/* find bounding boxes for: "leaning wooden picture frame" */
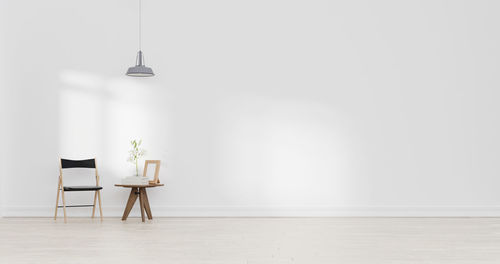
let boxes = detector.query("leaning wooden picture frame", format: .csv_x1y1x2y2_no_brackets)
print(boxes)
143,160,161,184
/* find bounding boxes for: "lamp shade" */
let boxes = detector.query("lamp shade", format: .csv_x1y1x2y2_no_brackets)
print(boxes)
126,51,154,77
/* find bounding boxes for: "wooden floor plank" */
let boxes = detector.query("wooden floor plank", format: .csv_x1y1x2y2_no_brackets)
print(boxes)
1,217,500,263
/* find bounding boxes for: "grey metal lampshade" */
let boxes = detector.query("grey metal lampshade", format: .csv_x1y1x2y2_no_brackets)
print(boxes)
126,51,154,77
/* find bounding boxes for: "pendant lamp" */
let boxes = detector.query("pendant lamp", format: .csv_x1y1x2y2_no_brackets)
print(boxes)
126,0,154,77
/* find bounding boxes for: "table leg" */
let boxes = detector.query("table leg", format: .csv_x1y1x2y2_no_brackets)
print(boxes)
142,189,153,220
122,187,138,221
138,188,146,222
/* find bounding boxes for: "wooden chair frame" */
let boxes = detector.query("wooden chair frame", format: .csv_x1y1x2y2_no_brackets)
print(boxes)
143,160,161,184
54,158,103,222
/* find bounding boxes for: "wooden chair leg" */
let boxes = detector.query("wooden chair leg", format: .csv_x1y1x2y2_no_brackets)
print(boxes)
54,181,61,220
61,189,67,223
97,190,103,220
92,191,97,218
138,188,145,222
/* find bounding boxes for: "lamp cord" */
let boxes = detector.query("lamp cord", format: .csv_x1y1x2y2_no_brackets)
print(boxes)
139,0,142,51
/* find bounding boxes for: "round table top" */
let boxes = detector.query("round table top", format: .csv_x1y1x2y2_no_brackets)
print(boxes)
114,183,164,188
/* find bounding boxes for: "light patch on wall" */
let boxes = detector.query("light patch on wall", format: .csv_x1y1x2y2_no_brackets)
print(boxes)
212,95,357,207
104,78,159,178
58,70,163,182
59,70,104,90
59,70,106,158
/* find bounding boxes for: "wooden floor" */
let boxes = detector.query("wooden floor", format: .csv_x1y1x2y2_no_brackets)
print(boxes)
1,217,500,263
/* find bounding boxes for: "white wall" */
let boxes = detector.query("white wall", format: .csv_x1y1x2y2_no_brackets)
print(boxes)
0,0,5,216
2,0,500,217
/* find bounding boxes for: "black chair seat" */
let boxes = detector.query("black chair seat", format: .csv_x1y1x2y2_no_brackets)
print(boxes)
64,186,103,192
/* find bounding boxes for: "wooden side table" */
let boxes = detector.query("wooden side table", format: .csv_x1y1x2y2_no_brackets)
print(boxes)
115,184,164,222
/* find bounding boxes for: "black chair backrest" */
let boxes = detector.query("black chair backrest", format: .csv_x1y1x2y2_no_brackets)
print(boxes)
61,158,96,169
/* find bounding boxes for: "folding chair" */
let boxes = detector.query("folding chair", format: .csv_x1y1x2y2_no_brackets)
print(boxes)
54,158,103,222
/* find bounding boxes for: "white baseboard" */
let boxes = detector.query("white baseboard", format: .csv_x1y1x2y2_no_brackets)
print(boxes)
3,206,500,217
